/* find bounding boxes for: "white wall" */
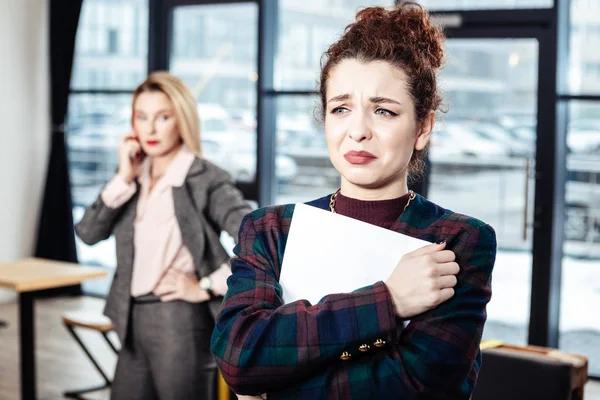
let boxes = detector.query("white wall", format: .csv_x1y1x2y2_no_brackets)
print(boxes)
0,0,50,301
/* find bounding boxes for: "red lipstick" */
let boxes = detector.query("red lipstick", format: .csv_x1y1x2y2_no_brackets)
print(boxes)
343,150,377,165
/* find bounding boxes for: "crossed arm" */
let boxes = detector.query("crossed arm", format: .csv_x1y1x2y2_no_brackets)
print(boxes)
210,212,496,399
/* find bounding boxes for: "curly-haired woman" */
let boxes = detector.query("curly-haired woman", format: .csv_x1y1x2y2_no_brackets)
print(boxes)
211,3,497,399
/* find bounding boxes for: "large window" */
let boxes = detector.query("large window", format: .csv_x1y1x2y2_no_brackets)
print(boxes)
67,0,148,295
71,0,148,90
559,101,600,377
170,3,259,183
274,0,394,204
275,95,332,203
558,0,600,378
428,39,539,345
416,0,553,10
568,0,600,94
275,0,395,90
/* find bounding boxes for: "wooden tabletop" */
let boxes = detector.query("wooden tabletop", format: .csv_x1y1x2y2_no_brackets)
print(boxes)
0,258,108,292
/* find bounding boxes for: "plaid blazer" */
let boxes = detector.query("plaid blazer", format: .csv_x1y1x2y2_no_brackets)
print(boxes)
211,193,497,399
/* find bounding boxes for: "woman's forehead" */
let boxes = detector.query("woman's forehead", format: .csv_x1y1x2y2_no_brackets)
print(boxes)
134,91,173,111
327,59,410,100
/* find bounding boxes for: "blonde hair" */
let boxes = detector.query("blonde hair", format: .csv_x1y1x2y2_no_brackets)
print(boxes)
132,71,202,156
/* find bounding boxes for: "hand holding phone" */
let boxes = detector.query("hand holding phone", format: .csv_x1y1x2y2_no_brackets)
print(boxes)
117,131,143,183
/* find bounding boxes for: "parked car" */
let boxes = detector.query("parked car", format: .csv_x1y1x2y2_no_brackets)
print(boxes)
197,103,233,135
202,132,298,185
66,110,121,194
429,121,511,162
565,156,600,242
567,119,600,154
508,125,536,150
470,122,533,158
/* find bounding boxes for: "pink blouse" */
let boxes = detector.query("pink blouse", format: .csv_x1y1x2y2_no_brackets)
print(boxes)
101,145,196,296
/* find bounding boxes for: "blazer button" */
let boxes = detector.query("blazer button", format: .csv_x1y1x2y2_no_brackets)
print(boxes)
340,351,351,361
359,344,370,352
373,338,386,348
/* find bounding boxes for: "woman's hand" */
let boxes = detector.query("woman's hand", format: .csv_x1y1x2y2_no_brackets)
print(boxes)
153,269,211,303
385,241,459,319
117,131,143,183
208,263,232,297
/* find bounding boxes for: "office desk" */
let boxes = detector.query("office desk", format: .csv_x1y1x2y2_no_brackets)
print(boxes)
0,258,107,400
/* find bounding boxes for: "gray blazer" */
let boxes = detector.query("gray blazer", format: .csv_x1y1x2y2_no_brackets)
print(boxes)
75,158,252,344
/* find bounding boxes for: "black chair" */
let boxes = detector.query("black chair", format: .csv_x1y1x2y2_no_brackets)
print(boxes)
472,344,588,400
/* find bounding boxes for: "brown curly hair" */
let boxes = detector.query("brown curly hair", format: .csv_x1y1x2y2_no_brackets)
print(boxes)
319,2,445,178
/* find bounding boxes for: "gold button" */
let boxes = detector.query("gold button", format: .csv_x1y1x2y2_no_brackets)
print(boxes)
340,351,351,361
373,339,386,348
359,344,370,352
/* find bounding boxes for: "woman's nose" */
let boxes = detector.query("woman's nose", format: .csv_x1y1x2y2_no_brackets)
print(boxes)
347,113,372,142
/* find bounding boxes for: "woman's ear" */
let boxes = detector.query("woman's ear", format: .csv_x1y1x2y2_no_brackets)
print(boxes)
415,111,435,151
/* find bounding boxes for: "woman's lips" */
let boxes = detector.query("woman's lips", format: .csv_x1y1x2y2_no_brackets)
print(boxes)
343,150,377,165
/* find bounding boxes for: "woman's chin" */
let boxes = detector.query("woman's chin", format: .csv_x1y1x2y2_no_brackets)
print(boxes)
143,144,179,158
341,172,382,188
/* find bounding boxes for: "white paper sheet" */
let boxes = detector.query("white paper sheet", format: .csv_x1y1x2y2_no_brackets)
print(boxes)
279,203,430,304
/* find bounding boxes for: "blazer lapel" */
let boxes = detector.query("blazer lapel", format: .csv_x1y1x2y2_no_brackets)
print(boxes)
112,188,139,292
172,184,207,274
392,194,444,246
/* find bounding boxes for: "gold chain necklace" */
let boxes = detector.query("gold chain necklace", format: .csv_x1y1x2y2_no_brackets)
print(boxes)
329,189,416,214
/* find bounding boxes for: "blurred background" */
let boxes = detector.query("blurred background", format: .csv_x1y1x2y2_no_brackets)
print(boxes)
0,0,599,398
65,0,600,378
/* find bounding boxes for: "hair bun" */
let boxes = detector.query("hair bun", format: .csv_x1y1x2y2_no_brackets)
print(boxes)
320,2,445,124
355,2,444,69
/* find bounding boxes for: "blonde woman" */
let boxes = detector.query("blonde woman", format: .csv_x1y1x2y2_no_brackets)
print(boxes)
76,71,251,400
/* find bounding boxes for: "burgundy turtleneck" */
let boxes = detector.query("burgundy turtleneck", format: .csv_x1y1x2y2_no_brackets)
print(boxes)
333,191,411,230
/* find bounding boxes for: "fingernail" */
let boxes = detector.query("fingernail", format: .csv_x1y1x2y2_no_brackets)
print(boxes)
437,240,446,245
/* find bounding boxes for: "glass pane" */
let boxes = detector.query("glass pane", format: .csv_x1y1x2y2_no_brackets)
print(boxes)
276,0,394,91
416,0,552,10
567,0,600,94
429,39,539,345
560,101,600,376
170,3,258,183
71,0,148,90
275,96,331,204
66,93,132,294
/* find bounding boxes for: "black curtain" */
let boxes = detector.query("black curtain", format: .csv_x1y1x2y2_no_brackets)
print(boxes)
34,0,84,296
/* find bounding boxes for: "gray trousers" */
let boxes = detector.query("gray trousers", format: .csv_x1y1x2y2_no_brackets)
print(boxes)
110,297,217,400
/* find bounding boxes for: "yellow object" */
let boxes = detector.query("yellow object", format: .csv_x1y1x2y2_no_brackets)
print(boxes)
218,371,229,400
480,339,504,350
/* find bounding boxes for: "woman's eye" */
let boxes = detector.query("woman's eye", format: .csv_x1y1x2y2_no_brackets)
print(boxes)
375,108,397,117
331,107,349,114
